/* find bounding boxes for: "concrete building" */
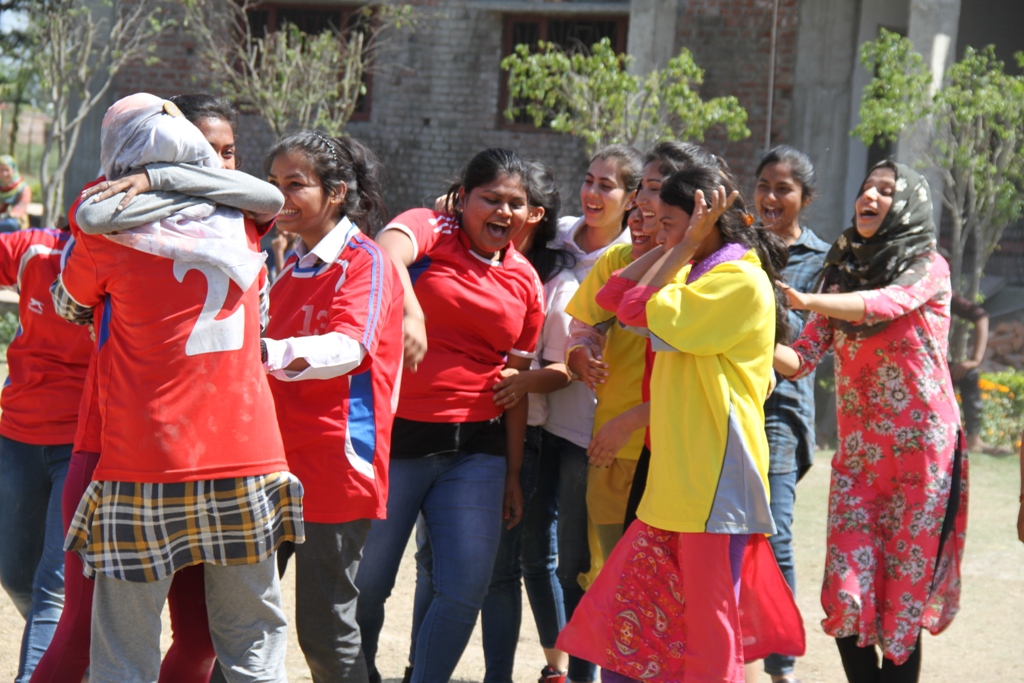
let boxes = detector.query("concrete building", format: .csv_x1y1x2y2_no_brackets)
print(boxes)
73,0,1020,251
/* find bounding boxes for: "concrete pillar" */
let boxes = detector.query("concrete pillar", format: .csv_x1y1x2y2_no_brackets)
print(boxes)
788,0,863,241
899,0,962,226
843,0,910,224
626,0,678,74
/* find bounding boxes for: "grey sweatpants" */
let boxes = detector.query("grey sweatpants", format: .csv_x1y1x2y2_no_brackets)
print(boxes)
291,519,372,683
90,557,288,683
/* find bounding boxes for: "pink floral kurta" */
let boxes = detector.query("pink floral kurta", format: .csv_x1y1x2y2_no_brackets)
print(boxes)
791,252,967,664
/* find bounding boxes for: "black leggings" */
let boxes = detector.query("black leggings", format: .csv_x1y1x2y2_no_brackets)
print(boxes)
835,636,921,683
622,445,651,530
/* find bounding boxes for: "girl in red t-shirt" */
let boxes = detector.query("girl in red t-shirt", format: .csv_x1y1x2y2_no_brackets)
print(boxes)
357,148,546,683
260,130,404,683
33,94,269,683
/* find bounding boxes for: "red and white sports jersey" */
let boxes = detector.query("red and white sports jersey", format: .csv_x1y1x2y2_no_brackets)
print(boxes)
381,208,545,422
66,179,107,455
266,221,404,523
0,228,93,445
59,214,287,483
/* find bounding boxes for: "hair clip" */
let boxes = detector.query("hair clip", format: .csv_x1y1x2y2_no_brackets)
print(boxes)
742,213,754,226
312,131,339,163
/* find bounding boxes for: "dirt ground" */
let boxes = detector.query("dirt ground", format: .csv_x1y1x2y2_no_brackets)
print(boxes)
1,422,1022,680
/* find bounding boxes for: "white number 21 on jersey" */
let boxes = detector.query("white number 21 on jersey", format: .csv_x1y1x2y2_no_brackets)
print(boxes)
174,261,246,357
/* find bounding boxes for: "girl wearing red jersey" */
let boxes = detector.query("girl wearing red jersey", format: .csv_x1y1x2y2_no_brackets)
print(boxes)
34,93,277,683
260,131,404,683
51,94,299,683
356,148,545,683
0,224,93,683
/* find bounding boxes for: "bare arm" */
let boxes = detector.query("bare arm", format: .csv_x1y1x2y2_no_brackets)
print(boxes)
773,343,802,379
376,228,428,371
780,283,866,322
492,363,572,408
617,244,665,282
588,402,650,467
503,354,532,529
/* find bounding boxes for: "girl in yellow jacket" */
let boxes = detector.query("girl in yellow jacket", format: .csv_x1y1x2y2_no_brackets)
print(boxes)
558,161,804,682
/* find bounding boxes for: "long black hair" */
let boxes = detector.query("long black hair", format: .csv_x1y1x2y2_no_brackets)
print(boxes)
522,161,574,283
443,147,530,212
660,164,791,344
644,141,721,178
264,131,389,234
168,94,239,131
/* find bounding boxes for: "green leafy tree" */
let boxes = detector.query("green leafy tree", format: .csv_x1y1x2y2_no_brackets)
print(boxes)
854,29,1024,360
1,2,41,158
0,61,40,156
501,38,749,154
184,0,414,138
24,0,168,224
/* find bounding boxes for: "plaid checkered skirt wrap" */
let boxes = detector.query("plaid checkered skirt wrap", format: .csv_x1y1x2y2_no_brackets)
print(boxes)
64,471,305,582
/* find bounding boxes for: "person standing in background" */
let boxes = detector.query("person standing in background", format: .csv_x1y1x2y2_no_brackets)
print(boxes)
753,145,829,683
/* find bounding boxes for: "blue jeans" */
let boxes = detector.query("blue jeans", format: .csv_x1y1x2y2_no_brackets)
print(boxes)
521,430,595,683
356,451,507,683
765,469,798,677
0,437,72,683
410,427,543,683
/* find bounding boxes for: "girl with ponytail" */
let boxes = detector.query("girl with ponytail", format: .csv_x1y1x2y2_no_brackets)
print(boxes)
262,131,405,682
558,159,804,682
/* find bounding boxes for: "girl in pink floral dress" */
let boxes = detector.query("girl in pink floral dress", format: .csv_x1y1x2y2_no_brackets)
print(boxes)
774,161,967,683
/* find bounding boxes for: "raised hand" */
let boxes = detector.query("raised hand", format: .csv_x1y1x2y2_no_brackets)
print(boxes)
680,185,739,253
82,172,153,212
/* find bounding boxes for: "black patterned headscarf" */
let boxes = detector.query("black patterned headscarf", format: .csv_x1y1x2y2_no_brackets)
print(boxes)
820,160,937,338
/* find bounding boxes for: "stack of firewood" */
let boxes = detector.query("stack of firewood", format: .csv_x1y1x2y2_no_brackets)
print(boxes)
982,320,1024,371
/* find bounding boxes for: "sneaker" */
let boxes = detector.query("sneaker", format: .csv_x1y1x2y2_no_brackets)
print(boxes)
539,665,568,683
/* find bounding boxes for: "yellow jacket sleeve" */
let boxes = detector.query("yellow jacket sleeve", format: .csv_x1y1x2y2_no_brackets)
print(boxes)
646,257,773,357
565,244,632,326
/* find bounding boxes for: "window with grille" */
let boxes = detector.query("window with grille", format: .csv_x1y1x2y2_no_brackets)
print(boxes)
500,15,629,128
248,4,372,121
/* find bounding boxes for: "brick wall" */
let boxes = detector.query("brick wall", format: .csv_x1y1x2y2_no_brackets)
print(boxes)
112,0,591,220
675,0,801,198
108,0,801,219
345,1,591,218
113,4,211,100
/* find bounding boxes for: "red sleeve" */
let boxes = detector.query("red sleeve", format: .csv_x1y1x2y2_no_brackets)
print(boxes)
381,208,451,261
68,178,105,238
618,285,660,327
510,268,546,358
327,240,401,357
0,231,33,286
256,216,277,238
59,235,104,308
595,271,634,313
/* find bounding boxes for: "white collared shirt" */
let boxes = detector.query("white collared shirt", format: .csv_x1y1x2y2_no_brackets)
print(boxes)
554,215,632,282
263,217,367,381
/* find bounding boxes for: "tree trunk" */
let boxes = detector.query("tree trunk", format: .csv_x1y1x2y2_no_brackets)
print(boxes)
6,101,20,156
